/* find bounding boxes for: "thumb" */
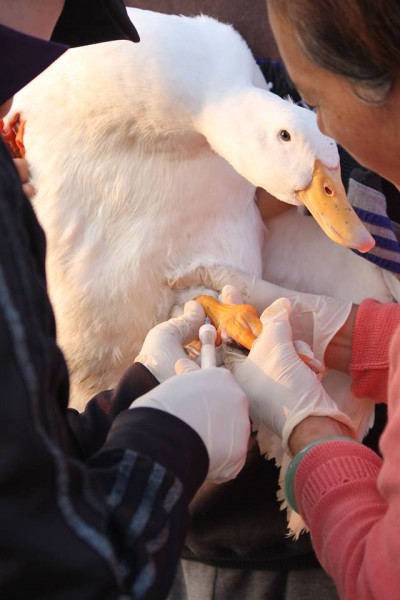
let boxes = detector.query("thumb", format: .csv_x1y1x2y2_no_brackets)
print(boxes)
175,357,201,375
257,297,293,346
260,297,292,331
170,301,205,345
260,297,292,323
218,284,243,305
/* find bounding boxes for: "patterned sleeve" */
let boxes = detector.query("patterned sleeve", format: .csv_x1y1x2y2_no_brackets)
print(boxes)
0,140,207,599
87,407,209,598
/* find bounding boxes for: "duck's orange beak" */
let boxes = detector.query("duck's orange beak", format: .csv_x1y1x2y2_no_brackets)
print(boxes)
296,160,375,253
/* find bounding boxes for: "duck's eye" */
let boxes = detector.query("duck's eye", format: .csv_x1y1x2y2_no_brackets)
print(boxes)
279,129,291,142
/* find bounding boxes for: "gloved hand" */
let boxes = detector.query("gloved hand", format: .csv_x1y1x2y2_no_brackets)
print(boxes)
134,300,205,382
131,365,250,483
168,265,353,365
222,297,355,453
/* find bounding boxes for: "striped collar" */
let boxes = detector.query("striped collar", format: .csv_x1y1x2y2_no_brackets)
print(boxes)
349,174,400,275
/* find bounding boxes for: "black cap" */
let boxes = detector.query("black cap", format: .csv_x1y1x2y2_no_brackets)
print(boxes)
0,24,68,105
52,0,140,47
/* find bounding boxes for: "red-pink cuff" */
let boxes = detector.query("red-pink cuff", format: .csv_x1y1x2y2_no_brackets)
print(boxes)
294,439,382,527
350,299,400,403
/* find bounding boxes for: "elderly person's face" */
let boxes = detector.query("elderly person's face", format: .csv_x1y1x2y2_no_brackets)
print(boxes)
268,3,400,188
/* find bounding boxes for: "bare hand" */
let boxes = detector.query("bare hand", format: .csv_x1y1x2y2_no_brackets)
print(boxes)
13,158,35,199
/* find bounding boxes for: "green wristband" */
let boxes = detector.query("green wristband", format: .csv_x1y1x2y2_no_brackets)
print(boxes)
284,435,357,513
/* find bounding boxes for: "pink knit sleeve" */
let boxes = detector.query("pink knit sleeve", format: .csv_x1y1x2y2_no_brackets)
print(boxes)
350,299,400,403
294,325,400,599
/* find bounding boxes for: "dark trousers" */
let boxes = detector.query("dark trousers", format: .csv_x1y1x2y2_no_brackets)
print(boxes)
168,560,339,600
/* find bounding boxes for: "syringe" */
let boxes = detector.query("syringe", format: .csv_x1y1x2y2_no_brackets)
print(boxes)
199,317,217,368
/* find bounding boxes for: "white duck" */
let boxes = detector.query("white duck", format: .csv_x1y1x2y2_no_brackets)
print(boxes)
6,7,396,419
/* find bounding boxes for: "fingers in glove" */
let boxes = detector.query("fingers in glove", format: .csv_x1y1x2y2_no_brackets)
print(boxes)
259,300,324,374
169,301,205,345
293,340,324,375
254,298,293,349
218,284,244,305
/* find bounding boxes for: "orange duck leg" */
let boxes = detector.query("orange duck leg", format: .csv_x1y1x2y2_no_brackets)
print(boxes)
194,294,261,350
194,294,322,373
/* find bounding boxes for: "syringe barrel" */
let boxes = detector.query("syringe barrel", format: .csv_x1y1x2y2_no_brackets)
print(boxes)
199,323,217,368
199,324,216,346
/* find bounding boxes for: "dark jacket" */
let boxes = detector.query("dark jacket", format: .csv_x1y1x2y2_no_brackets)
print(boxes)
0,138,207,599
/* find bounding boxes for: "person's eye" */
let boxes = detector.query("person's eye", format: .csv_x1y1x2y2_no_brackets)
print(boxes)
301,98,318,111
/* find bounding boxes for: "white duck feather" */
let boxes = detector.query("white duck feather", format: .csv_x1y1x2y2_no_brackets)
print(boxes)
6,7,399,535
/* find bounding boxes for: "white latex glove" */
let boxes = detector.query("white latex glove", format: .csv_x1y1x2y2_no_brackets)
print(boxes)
134,301,205,382
223,297,355,453
168,265,352,364
131,364,250,483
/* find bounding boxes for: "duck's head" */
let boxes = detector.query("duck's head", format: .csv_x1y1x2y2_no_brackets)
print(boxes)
219,90,375,253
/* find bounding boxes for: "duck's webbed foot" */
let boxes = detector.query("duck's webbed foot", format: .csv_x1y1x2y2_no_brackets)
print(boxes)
194,293,323,375
194,294,261,350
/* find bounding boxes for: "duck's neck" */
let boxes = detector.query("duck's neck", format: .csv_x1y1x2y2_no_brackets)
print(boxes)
194,87,281,188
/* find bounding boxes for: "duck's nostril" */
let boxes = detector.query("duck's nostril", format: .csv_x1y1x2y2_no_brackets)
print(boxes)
324,185,333,196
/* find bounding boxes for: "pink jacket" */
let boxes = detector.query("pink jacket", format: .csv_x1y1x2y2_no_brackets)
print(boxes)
294,299,400,600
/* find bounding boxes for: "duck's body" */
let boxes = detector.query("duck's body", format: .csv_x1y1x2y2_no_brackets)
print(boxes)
262,207,399,303
12,10,268,407
7,8,395,409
